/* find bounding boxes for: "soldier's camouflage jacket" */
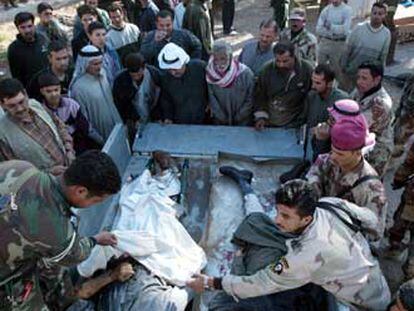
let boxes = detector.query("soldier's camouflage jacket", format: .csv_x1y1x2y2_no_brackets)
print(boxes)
394,142,414,222
306,153,387,240
0,160,94,310
280,28,318,66
352,86,394,177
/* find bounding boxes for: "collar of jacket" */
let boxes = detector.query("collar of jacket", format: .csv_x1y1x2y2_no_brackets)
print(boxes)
361,83,382,101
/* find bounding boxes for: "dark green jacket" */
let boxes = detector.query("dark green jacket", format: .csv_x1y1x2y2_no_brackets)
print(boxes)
182,0,213,60
254,58,313,128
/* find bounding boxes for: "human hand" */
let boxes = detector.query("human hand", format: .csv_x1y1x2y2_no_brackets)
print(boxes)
254,118,266,131
313,122,330,140
155,30,167,42
111,262,134,282
186,274,209,293
94,231,118,246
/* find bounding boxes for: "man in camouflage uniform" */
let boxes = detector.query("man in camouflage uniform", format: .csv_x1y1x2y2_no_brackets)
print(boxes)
187,179,391,310
306,115,387,241
388,142,414,279
393,74,414,158
352,62,394,177
0,151,121,311
280,8,318,66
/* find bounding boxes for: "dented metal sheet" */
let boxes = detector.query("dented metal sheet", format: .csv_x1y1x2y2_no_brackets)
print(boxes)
133,123,305,159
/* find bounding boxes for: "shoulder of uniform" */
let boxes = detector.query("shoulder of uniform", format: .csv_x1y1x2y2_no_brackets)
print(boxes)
361,159,380,177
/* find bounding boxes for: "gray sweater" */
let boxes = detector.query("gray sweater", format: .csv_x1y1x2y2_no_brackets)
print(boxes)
208,65,255,126
342,21,390,75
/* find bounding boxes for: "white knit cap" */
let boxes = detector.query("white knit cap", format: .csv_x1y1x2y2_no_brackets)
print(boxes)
158,43,190,70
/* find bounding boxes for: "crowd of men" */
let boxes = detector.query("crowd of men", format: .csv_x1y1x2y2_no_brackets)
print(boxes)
1,0,414,309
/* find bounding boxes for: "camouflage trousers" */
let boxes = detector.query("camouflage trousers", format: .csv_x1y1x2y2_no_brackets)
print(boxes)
388,195,414,279
393,113,414,158
0,272,48,311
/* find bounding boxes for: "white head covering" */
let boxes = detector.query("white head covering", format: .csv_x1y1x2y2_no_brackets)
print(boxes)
158,43,190,70
69,45,103,94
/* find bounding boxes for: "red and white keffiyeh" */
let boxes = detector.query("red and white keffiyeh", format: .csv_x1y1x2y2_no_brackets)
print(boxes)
206,58,246,88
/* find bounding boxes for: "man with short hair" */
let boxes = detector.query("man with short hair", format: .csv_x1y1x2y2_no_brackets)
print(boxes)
0,151,121,310
182,0,213,61
254,41,312,130
73,0,111,38
340,2,391,91
70,45,122,141
239,19,279,77
8,12,48,88
187,177,390,310
316,0,352,78
113,53,158,136
107,3,141,65
140,10,202,66
28,40,74,101
39,72,104,154
154,43,207,124
87,21,122,86
36,2,69,46
0,78,75,175
280,8,318,66
72,5,99,62
302,64,348,158
306,114,387,240
352,61,394,177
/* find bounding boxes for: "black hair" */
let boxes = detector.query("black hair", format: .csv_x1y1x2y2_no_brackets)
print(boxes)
14,12,35,27
372,2,388,12
259,18,279,34
64,150,121,196
107,3,123,14
314,63,335,83
125,53,145,72
38,72,60,88
273,41,295,57
275,179,318,218
37,2,53,14
87,21,105,35
0,78,25,101
156,9,174,21
77,4,98,18
358,61,384,78
48,40,67,54
398,279,414,310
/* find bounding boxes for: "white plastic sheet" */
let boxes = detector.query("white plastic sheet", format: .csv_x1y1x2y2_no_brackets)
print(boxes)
78,169,207,286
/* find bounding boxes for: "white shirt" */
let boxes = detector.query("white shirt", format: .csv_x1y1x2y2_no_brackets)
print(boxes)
316,3,353,39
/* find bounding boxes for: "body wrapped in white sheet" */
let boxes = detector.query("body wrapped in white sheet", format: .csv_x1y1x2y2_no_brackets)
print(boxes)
77,169,207,286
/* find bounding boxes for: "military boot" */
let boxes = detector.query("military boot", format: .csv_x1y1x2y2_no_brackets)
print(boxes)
219,166,253,195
